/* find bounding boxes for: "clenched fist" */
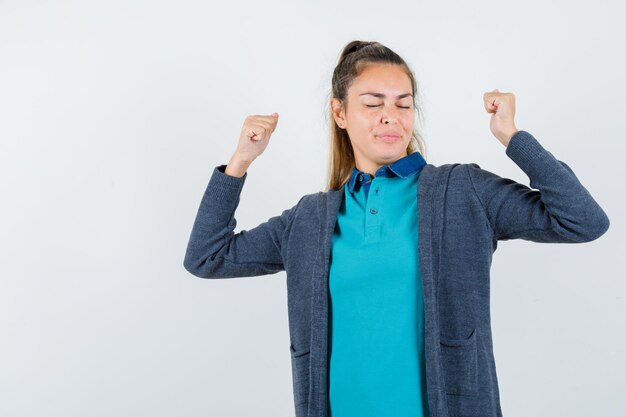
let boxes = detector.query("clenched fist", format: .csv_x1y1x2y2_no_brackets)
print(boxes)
225,112,279,177
483,89,518,147
235,112,280,163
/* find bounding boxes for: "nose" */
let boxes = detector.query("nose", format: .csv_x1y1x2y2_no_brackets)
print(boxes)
381,105,399,124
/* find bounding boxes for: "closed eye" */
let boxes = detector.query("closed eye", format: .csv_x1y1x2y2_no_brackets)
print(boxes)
366,105,411,109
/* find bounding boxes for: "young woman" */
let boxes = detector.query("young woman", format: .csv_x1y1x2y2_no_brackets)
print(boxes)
183,41,610,417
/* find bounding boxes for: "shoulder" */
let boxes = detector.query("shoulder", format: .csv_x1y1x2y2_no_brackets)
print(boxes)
429,161,497,177
419,162,499,197
421,162,477,183
286,191,326,218
298,191,324,205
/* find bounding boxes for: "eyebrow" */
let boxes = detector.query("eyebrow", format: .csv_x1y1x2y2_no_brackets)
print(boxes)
358,92,413,99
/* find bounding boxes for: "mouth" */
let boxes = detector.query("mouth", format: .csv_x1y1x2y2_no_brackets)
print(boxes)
377,134,401,143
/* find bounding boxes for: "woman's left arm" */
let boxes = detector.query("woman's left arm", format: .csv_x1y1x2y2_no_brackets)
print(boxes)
466,90,610,243
466,130,610,243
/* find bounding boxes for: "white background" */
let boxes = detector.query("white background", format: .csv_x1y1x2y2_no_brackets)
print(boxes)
1,1,624,416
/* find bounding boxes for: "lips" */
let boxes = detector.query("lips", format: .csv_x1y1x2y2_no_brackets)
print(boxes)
377,131,401,139
378,136,400,143
377,131,401,143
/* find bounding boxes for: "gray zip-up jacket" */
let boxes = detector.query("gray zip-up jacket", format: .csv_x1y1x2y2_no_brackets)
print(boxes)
183,130,610,417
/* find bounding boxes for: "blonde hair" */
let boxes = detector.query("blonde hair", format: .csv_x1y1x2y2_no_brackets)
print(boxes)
323,40,427,192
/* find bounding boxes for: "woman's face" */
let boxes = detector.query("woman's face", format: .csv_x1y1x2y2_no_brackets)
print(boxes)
332,63,415,175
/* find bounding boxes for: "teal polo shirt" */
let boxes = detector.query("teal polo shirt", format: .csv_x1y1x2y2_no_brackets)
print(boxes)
328,150,429,417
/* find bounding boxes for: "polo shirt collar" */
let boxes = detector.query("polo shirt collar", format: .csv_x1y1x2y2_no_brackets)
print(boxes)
347,151,426,194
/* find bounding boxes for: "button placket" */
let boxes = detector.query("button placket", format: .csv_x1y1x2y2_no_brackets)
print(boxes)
365,177,385,240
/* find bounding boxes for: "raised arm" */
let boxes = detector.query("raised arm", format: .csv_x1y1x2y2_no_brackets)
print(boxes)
183,111,301,278
183,163,300,278
466,130,610,243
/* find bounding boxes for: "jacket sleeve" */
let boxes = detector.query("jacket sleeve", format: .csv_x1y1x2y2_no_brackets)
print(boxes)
466,130,610,243
183,164,300,278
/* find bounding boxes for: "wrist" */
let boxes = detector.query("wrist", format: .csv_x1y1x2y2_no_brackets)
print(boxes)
225,155,251,178
501,128,518,147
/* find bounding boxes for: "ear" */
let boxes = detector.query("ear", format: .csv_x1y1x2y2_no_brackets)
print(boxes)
331,98,346,128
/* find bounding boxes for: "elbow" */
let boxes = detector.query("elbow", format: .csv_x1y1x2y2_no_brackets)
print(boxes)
592,214,610,241
183,251,213,278
581,209,610,242
183,257,202,278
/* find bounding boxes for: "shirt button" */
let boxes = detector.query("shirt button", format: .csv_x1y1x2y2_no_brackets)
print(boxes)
370,208,378,214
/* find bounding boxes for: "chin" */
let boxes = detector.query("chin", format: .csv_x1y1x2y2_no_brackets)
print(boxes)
375,140,407,154
375,149,405,162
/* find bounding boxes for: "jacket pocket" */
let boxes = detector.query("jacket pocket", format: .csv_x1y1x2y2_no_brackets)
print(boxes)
440,328,478,396
289,344,311,406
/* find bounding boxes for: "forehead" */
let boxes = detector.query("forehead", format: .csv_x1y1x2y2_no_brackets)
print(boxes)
350,64,412,97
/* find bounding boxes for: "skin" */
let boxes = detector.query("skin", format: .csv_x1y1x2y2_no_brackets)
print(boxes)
331,63,415,177
330,63,519,177
224,63,519,178
483,88,519,146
